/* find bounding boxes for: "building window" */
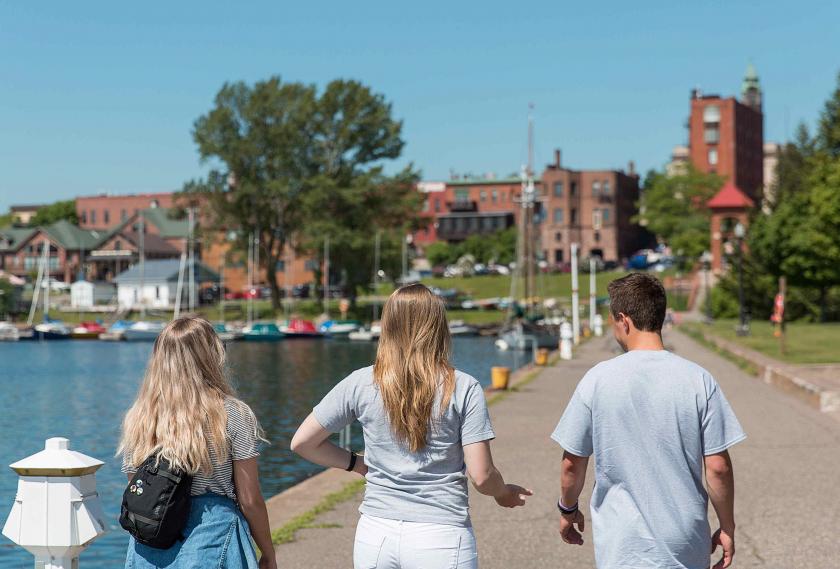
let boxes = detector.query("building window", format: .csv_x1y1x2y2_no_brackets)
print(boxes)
490,190,497,203
703,105,721,123
90,210,96,225
150,199,159,208
704,127,720,144
80,211,87,224
594,231,601,243
602,208,610,223
592,181,601,196
434,199,441,213
602,180,610,195
592,210,602,230
570,208,577,225
305,259,319,271
553,208,563,224
554,232,562,242
104,210,110,224
121,209,127,221
554,249,564,263
480,190,487,202
455,189,469,202
114,240,121,250
275,260,285,272
708,148,719,165
570,182,578,197
553,182,563,197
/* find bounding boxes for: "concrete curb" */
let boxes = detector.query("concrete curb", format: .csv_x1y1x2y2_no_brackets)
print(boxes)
680,327,840,413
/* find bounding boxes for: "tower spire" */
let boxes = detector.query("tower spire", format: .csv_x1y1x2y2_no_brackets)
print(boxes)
741,62,762,110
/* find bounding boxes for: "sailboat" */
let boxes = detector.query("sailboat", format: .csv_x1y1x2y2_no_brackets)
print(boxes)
124,211,165,341
22,241,71,340
496,107,559,351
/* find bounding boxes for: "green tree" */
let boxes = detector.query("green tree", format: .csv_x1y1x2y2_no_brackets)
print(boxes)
768,123,814,209
0,277,14,317
424,241,459,267
183,77,416,310
816,71,840,157
30,200,78,226
635,166,724,264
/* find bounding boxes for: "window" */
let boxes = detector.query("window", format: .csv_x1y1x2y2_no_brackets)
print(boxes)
104,210,110,224
422,199,429,213
704,127,720,144
703,105,720,123
275,260,286,272
708,148,719,165
553,182,563,197
480,190,487,202
570,182,578,197
80,211,87,224
554,232,562,242
491,190,497,203
121,209,127,221
434,199,441,213
570,208,577,225
592,181,601,196
602,208,610,223
602,180,610,195
553,208,563,224
305,259,319,271
594,231,601,243
90,210,96,225
592,210,602,230
155,286,161,300
114,240,121,251
554,249,564,263
455,189,469,202
150,199,159,208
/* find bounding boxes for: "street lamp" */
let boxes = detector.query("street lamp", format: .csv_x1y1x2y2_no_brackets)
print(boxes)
733,221,749,336
700,251,713,324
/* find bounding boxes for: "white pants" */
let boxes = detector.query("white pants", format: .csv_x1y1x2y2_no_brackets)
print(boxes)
354,514,478,569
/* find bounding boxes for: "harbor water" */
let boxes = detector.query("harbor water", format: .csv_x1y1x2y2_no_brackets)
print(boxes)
0,337,528,568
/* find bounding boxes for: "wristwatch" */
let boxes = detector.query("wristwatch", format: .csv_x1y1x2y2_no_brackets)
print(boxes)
557,499,579,515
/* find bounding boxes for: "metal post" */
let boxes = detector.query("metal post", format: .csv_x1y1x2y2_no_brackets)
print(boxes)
323,235,330,316
571,243,580,345
44,242,50,319
247,232,254,327
174,252,186,319
139,212,145,318
589,257,596,332
188,208,195,312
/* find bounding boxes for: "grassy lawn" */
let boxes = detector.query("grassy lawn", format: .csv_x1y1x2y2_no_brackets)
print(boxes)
416,271,628,300
681,319,840,365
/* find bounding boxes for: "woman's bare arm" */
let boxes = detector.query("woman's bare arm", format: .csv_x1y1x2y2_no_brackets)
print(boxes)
290,413,367,475
233,458,276,568
463,440,532,507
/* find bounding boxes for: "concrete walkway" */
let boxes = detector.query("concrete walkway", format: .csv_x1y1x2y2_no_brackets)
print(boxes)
274,330,840,568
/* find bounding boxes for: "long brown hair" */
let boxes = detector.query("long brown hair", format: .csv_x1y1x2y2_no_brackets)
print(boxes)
373,284,455,452
118,316,262,474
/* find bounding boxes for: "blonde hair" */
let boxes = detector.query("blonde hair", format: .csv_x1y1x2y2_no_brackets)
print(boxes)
373,284,455,453
117,316,261,474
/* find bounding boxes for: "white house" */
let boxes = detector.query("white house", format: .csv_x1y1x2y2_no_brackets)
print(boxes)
114,259,218,310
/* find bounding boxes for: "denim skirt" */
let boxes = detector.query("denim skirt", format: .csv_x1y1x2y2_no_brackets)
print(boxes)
125,494,258,569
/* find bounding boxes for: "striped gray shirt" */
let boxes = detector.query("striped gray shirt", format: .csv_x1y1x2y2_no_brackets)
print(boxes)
123,398,262,501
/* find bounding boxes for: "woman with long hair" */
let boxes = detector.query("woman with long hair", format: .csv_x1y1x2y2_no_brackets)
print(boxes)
292,284,530,568
118,316,276,569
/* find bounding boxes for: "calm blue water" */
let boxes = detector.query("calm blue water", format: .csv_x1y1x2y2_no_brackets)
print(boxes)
0,337,526,568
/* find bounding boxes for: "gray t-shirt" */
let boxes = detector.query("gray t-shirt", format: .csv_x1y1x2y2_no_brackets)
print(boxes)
552,350,746,569
314,366,495,526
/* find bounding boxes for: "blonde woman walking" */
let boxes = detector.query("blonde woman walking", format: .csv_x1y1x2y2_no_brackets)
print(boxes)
118,316,276,569
292,284,531,569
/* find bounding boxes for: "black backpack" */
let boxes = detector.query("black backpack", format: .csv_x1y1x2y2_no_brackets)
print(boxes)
119,454,193,549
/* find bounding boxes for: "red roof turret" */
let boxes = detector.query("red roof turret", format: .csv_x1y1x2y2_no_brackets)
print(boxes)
707,182,754,209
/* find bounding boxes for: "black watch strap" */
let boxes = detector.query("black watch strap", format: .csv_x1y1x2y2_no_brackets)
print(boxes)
346,451,357,472
557,499,579,515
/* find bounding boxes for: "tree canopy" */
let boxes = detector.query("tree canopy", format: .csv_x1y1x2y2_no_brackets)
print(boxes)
30,200,78,226
182,76,420,308
635,166,724,264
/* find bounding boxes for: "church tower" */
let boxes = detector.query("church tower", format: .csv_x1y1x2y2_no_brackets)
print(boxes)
741,62,762,111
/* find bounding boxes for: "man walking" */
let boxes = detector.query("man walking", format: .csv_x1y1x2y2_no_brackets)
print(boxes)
552,273,745,569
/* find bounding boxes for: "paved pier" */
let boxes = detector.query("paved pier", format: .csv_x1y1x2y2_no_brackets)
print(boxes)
274,330,840,568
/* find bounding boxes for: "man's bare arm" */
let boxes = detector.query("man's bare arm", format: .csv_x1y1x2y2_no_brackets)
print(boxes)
705,450,735,569
558,451,589,546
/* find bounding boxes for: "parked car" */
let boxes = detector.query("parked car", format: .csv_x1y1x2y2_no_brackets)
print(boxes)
199,284,229,305
292,284,310,299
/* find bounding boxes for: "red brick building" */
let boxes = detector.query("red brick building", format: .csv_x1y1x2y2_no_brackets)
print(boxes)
76,192,175,229
415,151,650,265
688,65,764,201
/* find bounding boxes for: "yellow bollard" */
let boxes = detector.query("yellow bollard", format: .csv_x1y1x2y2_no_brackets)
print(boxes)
535,348,549,366
491,366,510,390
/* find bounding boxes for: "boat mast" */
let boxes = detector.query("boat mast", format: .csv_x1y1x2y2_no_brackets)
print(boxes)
44,242,50,319
139,212,145,318
27,242,48,325
372,230,381,322
525,104,536,316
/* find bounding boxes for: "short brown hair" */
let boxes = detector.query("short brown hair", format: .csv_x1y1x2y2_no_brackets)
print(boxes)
607,273,667,332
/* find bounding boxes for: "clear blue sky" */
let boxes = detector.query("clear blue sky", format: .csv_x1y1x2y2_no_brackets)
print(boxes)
1,1,838,212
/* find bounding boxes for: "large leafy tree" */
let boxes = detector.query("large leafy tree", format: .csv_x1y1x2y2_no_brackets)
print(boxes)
816,71,840,158
183,77,419,309
30,200,78,226
635,166,724,263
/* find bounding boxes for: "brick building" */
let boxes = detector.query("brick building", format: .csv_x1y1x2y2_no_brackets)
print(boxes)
415,150,650,265
687,65,764,201
76,192,175,229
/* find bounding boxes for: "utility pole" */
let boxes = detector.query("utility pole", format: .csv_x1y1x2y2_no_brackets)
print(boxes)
571,243,580,345
323,235,330,316
139,212,145,318
188,207,195,312
589,257,596,331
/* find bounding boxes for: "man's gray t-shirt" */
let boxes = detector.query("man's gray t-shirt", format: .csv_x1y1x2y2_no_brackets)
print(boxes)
552,350,746,569
314,366,495,526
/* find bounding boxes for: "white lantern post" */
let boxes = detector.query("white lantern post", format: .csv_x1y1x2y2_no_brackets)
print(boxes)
570,244,580,345
3,437,108,569
559,321,573,361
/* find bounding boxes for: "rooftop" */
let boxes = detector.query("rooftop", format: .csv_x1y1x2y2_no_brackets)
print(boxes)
114,259,218,284
708,182,755,209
